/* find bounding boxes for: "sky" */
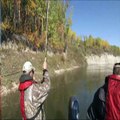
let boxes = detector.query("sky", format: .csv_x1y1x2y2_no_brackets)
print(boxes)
69,0,120,46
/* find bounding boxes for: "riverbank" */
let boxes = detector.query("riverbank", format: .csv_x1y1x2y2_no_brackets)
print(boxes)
1,48,120,96
86,53,120,65
54,66,79,74
1,48,83,96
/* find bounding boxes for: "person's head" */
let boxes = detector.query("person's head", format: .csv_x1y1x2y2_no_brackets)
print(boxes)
22,61,35,77
113,63,120,75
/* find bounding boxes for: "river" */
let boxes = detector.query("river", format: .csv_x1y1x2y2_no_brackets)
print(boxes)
2,65,113,119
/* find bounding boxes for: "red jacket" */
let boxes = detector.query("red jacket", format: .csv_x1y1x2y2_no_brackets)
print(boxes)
18,70,50,120
105,75,120,120
19,80,34,120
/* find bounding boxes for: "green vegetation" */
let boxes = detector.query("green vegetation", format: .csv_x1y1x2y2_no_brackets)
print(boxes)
1,0,70,52
82,35,120,56
1,0,120,55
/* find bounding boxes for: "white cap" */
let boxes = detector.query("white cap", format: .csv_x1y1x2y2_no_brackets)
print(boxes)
22,61,35,73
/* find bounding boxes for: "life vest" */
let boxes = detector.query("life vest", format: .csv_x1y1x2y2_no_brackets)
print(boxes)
18,80,34,120
105,75,120,120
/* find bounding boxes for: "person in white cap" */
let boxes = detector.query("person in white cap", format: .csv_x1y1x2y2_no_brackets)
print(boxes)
18,58,50,120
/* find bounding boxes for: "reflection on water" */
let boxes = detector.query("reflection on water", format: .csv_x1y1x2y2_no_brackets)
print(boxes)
2,91,21,119
2,65,113,119
87,64,113,74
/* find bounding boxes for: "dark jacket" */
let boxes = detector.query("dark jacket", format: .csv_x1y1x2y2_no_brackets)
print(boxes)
19,70,50,120
87,77,108,120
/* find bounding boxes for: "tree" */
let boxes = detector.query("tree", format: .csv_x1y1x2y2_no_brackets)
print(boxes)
14,0,18,29
95,37,102,48
111,45,120,56
48,0,69,52
1,0,71,52
76,36,82,47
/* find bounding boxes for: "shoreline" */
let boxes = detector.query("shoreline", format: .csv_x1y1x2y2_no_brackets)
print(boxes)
54,66,80,75
2,51,120,97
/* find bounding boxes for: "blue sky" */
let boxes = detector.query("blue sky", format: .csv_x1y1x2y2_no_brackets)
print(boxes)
69,0,120,46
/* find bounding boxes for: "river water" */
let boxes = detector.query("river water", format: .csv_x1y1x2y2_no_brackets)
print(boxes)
2,65,113,120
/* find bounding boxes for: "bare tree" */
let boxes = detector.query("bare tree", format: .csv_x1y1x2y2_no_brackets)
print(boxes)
14,0,21,29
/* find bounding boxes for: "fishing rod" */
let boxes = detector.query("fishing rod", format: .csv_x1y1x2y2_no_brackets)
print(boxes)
45,0,50,59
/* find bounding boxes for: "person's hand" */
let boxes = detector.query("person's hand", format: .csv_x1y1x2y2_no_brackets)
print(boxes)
43,57,47,70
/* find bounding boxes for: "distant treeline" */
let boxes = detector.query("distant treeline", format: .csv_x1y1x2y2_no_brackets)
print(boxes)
75,35,120,56
1,0,120,55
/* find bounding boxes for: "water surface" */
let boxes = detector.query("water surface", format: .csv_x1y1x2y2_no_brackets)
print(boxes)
2,65,112,119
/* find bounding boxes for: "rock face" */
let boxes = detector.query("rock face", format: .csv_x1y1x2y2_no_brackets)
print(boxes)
86,53,120,65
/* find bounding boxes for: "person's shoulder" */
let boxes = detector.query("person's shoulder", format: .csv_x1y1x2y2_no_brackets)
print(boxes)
93,85,106,101
32,82,39,90
98,85,106,102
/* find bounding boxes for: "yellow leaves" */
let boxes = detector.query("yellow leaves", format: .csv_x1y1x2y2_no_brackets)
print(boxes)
27,7,35,16
28,33,34,42
26,31,47,48
57,23,64,35
1,20,11,30
68,29,77,41
27,0,36,9
52,38,64,50
84,36,110,50
27,0,37,15
34,32,46,48
102,40,110,49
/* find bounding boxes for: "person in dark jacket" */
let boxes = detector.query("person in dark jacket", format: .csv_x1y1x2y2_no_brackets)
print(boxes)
87,63,120,120
18,58,50,120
